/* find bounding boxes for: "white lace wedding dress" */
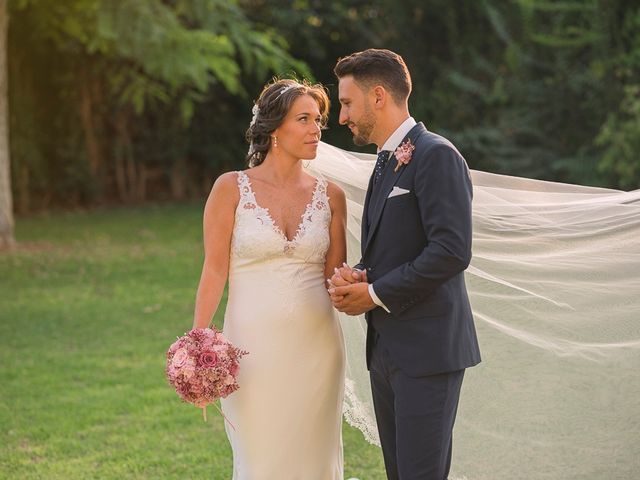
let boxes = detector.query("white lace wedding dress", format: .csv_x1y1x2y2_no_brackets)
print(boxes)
220,171,345,479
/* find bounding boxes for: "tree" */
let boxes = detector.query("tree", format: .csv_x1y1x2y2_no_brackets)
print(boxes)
0,0,13,249
8,0,310,208
595,4,640,190
6,0,639,213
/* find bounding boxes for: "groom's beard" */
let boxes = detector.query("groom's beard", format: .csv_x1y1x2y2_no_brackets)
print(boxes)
351,106,376,146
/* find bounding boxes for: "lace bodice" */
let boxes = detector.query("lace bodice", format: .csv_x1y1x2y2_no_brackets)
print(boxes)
230,171,331,266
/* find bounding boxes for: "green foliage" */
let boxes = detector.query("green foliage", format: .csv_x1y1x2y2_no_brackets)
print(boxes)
593,4,640,190
417,0,638,187
7,0,640,212
8,0,310,209
12,0,305,108
596,85,640,189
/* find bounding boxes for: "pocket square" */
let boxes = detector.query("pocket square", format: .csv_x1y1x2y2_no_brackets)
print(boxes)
388,186,410,198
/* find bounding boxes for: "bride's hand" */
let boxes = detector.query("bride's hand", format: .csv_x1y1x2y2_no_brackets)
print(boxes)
330,263,363,287
328,271,350,288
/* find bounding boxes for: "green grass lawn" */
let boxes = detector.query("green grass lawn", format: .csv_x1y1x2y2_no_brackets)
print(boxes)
0,203,385,479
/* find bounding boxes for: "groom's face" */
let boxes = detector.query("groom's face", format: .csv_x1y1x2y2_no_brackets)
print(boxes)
338,75,377,146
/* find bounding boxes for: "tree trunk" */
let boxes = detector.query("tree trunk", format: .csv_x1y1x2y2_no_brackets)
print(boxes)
78,63,104,199
170,157,188,200
114,109,144,202
0,0,14,250
17,163,28,213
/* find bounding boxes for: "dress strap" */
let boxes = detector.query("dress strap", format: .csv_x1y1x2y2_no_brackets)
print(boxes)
311,177,330,214
236,171,257,209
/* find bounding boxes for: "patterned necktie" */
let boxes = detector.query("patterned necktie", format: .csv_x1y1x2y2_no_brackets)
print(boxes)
373,150,391,184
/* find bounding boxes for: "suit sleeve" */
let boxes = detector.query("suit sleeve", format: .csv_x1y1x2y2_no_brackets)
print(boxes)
371,144,473,315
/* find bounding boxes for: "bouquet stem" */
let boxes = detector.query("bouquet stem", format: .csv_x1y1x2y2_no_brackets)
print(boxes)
212,401,236,431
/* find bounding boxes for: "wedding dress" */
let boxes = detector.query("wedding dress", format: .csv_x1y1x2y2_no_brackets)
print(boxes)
220,171,344,479
306,142,640,480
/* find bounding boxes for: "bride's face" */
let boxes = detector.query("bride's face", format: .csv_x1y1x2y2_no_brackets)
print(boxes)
338,75,377,146
272,94,322,160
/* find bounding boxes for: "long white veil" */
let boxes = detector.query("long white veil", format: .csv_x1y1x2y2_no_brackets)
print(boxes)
305,142,640,479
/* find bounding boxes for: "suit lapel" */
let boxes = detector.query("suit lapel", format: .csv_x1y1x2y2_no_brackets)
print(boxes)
361,170,376,256
362,123,427,256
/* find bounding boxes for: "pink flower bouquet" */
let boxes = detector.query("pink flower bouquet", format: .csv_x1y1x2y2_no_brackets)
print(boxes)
166,327,247,414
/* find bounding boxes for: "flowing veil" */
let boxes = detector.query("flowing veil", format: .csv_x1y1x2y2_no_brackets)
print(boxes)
305,141,640,479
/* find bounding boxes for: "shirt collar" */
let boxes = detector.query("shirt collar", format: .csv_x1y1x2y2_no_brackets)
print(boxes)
379,117,417,153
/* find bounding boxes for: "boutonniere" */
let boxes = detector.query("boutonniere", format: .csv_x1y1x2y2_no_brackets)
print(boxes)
393,139,415,172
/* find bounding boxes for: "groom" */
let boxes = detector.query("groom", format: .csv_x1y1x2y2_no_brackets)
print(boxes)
328,49,481,480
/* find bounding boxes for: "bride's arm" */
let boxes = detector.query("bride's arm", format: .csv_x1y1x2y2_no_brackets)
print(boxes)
192,172,239,329
323,181,347,281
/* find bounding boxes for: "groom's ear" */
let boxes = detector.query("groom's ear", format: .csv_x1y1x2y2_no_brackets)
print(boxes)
371,85,387,109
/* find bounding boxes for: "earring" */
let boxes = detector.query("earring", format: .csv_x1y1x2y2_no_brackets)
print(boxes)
272,135,278,147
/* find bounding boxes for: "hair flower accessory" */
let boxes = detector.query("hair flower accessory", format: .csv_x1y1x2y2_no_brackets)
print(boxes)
394,139,415,172
249,104,259,127
278,84,298,97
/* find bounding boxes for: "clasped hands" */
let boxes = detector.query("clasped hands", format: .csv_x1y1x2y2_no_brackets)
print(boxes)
327,263,376,316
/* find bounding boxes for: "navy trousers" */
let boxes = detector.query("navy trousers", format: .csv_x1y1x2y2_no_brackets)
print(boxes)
370,334,465,480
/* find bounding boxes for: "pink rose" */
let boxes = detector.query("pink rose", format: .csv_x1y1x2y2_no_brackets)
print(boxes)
230,362,240,376
167,341,180,356
171,348,189,368
181,363,195,379
198,351,218,368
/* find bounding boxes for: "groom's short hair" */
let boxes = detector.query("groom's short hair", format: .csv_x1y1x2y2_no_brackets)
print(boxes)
334,49,412,104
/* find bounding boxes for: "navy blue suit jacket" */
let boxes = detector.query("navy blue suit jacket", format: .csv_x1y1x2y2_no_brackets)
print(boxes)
359,122,481,377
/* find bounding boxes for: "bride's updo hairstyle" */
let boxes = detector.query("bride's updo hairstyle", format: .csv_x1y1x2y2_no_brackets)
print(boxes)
246,78,329,167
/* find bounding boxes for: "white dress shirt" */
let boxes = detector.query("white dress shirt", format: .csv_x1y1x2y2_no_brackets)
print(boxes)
368,117,417,313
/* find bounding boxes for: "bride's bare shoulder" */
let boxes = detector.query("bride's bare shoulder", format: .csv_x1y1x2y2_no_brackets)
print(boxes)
325,180,345,196
325,181,346,212
205,171,241,210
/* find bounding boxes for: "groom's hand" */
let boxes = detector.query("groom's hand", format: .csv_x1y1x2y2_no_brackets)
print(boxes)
329,263,367,288
328,282,376,316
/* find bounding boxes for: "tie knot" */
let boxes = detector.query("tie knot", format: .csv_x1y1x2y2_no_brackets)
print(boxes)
377,150,391,164
373,150,392,184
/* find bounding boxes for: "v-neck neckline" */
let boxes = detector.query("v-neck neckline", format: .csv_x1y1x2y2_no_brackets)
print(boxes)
240,171,320,243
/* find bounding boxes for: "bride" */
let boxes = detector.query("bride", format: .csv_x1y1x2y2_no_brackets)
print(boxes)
191,78,347,479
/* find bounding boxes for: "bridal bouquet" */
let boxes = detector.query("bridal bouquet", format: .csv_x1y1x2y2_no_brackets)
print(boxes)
166,327,247,416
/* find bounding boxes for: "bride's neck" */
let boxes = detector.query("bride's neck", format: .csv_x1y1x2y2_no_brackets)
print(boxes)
253,153,304,187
